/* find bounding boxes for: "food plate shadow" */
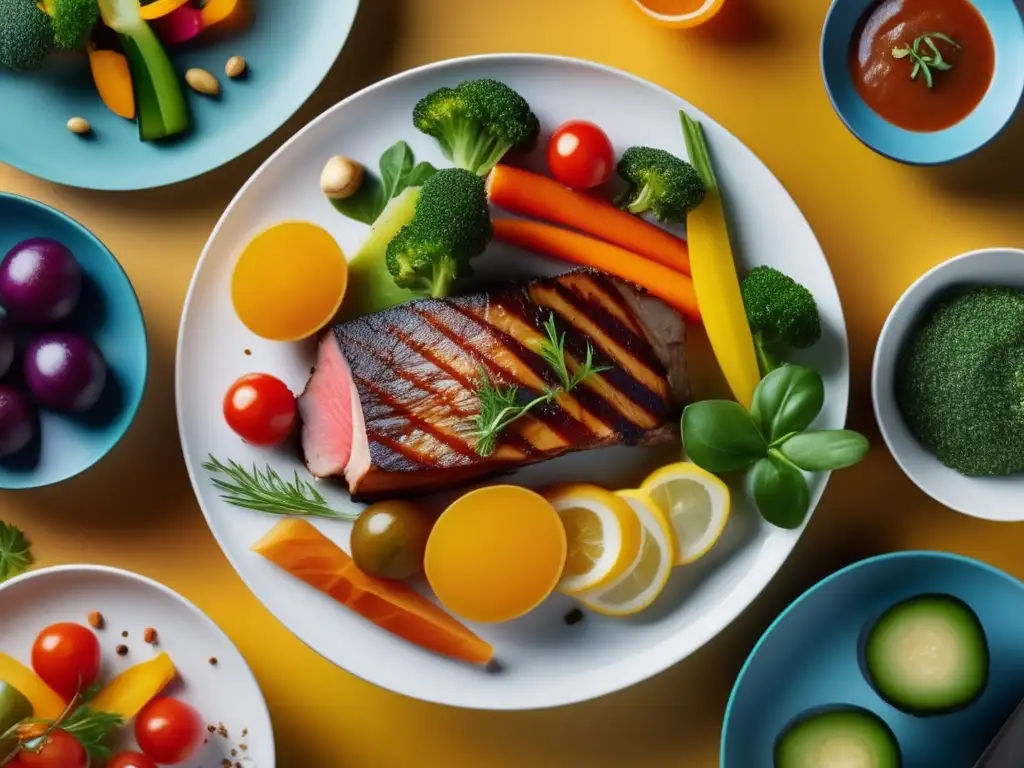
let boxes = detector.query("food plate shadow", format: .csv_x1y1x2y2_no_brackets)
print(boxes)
930,112,1024,205
690,0,778,47
628,503,761,625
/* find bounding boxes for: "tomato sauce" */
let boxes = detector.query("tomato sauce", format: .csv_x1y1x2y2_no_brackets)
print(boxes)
849,0,995,132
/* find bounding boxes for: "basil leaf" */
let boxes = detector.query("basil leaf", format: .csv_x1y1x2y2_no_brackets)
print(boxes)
749,455,810,529
682,400,766,473
778,430,869,471
399,161,438,195
751,365,825,443
379,140,415,203
331,176,383,225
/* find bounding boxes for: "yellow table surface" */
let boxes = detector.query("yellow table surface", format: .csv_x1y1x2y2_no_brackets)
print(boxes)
2,0,1023,765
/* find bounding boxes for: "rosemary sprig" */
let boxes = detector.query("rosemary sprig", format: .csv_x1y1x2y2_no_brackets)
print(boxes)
202,455,358,520
892,32,960,89
471,313,610,456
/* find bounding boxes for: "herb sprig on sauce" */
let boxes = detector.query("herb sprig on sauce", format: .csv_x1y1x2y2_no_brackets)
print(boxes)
892,32,961,89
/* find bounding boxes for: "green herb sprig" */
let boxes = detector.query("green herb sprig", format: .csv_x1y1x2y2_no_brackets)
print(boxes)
472,313,610,456
682,365,869,529
892,32,960,89
0,522,31,584
332,140,437,224
203,455,358,520
1,691,122,764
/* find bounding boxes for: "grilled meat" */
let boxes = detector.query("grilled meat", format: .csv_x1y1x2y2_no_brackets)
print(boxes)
299,270,689,499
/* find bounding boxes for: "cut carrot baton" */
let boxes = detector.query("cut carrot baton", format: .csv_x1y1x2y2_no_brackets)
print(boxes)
492,218,701,323
252,519,494,666
487,165,692,275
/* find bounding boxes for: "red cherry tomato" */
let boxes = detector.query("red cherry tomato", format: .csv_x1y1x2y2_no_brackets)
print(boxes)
107,751,159,768
31,623,100,701
223,373,297,446
19,730,88,768
547,120,615,190
135,697,204,765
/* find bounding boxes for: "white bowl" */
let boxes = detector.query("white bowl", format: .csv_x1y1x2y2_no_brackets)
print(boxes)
872,247,1024,521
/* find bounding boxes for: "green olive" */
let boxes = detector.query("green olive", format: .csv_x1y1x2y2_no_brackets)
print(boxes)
351,500,432,580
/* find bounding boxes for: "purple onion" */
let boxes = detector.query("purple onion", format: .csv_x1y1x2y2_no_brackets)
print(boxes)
0,316,13,379
0,386,36,457
24,333,107,413
0,238,82,325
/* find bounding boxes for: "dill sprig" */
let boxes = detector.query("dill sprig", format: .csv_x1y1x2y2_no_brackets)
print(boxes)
202,455,357,520
892,32,960,89
471,313,610,456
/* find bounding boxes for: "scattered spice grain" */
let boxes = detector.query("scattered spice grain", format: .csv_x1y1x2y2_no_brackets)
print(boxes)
209,656,219,666
143,627,157,644
87,611,104,629
116,644,128,656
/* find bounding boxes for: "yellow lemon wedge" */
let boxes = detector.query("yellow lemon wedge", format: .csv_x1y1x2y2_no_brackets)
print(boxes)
641,462,730,565
578,489,676,617
546,484,643,596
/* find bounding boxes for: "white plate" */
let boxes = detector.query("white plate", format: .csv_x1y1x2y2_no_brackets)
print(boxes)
0,565,274,764
176,54,850,710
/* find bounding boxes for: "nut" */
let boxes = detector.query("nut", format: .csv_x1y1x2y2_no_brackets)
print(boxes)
87,611,104,629
67,117,91,135
185,68,221,96
225,55,247,79
143,627,157,644
320,156,364,200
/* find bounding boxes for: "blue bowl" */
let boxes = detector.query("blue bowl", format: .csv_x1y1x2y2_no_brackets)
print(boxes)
722,551,1024,767
0,1,358,190
821,0,1024,164
0,194,147,489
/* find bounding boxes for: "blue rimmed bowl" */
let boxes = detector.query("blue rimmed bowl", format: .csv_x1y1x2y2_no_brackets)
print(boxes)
721,552,1024,767
0,194,147,489
821,0,1024,164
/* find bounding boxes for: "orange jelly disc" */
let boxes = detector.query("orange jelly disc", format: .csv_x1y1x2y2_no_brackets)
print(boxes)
231,221,348,341
425,486,567,624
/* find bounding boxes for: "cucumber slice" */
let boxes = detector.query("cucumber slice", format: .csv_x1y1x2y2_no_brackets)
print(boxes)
861,593,988,716
774,706,901,768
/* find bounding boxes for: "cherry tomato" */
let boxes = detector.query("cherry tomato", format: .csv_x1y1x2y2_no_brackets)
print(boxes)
547,120,615,190
19,730,87,768
223,373,297,446
31,623,100,701
107,751,158,768
135,697,203,765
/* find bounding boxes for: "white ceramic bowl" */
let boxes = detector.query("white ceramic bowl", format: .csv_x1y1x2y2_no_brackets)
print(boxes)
872,247,1024,521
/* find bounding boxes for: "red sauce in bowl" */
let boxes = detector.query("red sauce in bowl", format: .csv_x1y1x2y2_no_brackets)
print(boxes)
849,0,995,132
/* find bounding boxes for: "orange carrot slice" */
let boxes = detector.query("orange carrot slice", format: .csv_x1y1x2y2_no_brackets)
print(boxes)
487,164,691,275
493,218,701,323
252,519,494,665
87,44,135,121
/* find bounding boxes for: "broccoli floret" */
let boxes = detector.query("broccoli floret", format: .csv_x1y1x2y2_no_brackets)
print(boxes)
385,168,492,298
616,146,706,223
0,0,55,71
740,266,821,375
40,0,99,52
897,286,1024,477
413,78,539,176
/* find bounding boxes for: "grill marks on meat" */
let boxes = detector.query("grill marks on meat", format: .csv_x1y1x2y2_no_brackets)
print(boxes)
303,270,688,498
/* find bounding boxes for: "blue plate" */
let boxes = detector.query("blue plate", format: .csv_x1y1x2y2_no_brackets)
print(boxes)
722,552,1024,767
821,0,1024,165
0,194,147,488
0,1,358,190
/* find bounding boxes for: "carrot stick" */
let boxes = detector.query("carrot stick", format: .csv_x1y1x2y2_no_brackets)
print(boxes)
493,218,701,323
487,165,691,275
87,44,135,120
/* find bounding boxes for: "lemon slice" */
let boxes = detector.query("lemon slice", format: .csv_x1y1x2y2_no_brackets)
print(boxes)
546,484,642,596
578,489,676,617
641,462,730,565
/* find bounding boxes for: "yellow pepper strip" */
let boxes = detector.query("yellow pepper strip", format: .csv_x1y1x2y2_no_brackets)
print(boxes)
0,653,64,719
139,0,192,20
681,110,761,409
90,652,176,719
87,43,136,120
200,0,242,27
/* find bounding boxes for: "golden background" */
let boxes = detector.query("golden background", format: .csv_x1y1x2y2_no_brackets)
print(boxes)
2,0,1023,765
